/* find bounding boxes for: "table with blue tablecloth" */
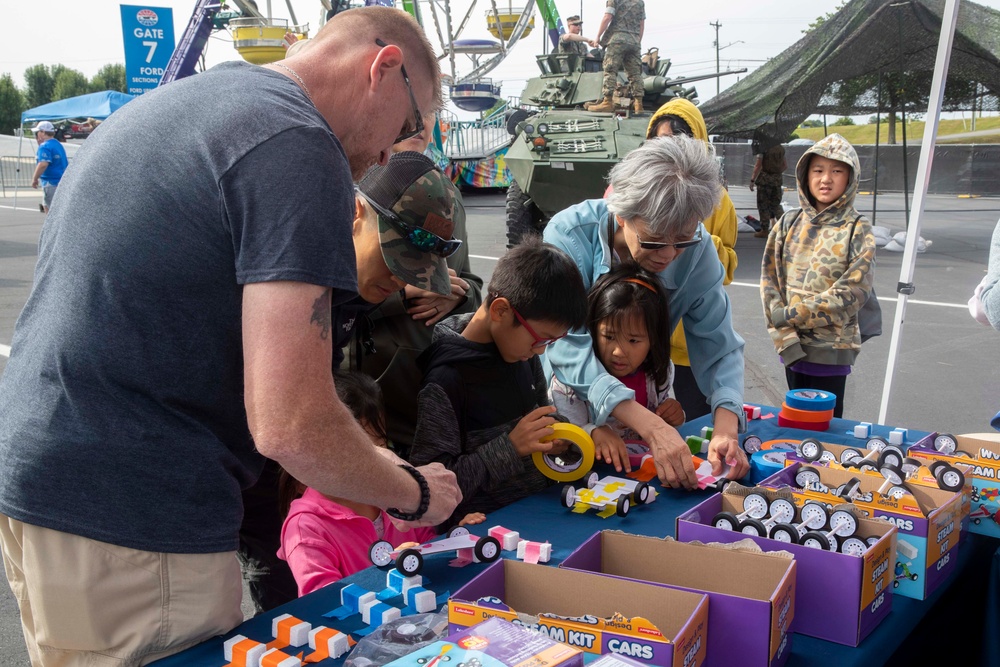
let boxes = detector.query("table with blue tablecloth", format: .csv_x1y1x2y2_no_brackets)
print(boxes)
153,406,995,666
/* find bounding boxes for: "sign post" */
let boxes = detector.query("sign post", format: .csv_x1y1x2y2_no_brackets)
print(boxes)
120,5,176,94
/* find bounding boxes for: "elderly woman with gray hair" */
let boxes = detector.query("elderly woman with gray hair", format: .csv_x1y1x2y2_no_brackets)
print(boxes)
542,135,749,489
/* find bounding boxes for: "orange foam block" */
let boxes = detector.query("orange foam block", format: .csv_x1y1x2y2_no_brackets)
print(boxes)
303,626,351,663
224,635,266,667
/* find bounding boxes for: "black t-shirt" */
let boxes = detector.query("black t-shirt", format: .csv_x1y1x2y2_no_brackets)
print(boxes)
0,62,358,553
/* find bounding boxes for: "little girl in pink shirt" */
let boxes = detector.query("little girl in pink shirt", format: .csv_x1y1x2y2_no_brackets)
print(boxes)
278,372,483,596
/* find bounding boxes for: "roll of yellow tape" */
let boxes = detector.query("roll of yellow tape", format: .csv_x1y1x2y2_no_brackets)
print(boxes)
532,422,596,482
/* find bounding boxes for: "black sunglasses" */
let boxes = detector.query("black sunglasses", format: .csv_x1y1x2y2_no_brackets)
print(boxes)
356,188,462,258
375,38,425,145
635,227,703,251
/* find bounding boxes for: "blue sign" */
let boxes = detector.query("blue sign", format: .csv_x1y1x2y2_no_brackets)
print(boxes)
120,5,175,95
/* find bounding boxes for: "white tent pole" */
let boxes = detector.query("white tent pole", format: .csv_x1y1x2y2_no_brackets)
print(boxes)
878,0,961,423
14,124,23,210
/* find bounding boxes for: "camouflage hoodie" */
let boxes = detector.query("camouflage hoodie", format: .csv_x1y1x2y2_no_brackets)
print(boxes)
759,133,876,367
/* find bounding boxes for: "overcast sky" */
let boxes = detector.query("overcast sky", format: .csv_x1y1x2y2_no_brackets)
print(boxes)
2,0,997,108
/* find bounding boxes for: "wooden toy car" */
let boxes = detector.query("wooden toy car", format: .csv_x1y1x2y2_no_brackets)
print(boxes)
369,528,501,576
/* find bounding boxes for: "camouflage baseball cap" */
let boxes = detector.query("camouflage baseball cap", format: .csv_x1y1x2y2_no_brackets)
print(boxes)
357,151,460,296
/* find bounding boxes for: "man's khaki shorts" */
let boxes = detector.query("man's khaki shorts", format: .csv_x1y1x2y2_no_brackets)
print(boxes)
0,515,244,666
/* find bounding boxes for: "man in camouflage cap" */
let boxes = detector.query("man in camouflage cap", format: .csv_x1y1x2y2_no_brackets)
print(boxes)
355,150,462,301
558,16,596,56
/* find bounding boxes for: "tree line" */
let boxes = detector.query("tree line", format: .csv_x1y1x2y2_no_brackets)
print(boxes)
0,64,126,136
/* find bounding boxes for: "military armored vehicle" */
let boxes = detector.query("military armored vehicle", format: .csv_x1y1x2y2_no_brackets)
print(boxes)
504,49,732,246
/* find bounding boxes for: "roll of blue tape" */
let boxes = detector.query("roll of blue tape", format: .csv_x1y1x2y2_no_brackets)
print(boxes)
750,449,789,485
785,388,837,412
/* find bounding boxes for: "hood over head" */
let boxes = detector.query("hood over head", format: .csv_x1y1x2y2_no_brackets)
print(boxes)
646,98,708,142
795,133,860,219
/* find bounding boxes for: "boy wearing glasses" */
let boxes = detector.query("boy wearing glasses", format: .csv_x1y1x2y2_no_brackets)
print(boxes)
409,238,588,529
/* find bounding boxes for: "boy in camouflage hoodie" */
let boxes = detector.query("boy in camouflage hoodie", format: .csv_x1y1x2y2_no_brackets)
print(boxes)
760,134,876,418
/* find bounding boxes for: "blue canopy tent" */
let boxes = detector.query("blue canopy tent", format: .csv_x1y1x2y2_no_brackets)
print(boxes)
20,90,135,124
14,91,134,209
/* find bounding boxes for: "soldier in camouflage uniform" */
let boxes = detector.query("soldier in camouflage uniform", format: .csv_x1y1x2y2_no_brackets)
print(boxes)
558,15,595,57
585,0,645,113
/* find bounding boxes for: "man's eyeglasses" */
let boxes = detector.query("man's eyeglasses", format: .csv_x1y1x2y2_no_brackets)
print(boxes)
375,38,425,145
504,298,566,349
357,188,462,258
635,227,703,251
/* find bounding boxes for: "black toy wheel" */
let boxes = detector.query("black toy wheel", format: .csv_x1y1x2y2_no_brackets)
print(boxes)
396,548,424,576
369,540,394,567
934,433,958,455
800,438,825,463
739,518,768,537
769,523,799,544
841,537,868,556
743,434,763,454
633,481,650,504
866,436,889,452
711,511,741,531
936,465,965,492
801,531,833,551
877,446,904,470
474,536,502,563
794,466,821,489
448,526,470,538
840,448,863,465
616,494,631,517
561,485,577,508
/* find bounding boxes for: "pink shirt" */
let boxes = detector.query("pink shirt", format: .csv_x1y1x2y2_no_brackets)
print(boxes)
278,488,437,597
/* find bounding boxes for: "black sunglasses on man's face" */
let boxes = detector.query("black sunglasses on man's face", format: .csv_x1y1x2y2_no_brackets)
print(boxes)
375,38,425,144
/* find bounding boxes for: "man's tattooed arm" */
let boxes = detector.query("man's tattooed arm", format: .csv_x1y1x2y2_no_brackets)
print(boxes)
310,289,332,340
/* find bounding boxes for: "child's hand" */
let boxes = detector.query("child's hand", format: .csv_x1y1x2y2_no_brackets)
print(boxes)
655,398,685,427
458,512,486,526
592,425,631,473
509,405,558,457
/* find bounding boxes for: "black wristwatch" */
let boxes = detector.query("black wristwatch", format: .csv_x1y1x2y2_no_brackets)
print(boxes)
387,465,430,522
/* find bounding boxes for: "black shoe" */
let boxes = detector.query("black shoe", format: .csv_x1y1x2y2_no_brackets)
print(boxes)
39,204,45,213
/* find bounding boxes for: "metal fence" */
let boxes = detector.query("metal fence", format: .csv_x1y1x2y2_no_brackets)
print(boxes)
0,156,36,196
440,108,511,160
715,142,1000,197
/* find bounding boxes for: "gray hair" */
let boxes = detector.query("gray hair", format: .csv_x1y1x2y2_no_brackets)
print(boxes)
606,135,721,237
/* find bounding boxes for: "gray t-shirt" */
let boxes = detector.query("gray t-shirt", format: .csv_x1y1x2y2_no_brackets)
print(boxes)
0,61,358,553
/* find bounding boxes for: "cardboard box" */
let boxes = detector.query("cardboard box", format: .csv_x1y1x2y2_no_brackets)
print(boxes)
764,462,965,601
449,559,709,667
560,531,795,667
676,484,896,646
909,433,1000,538
383,617,584,667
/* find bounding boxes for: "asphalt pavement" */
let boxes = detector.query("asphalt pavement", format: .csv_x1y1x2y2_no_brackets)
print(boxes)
0,184,998,664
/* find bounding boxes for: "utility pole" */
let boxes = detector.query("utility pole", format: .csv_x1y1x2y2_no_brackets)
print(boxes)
710,20,722,97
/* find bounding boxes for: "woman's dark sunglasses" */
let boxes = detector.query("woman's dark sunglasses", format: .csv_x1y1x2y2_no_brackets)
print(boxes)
356,189,462,258
635,227,703,251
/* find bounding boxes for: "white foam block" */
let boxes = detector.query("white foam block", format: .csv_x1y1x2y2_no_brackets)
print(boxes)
356,591,376,612
375,604,401,625
271,614,311,647
488,525,521,551
224,635,266,666
308,627,350,659
889,428,908,445
404,586,437,613
516,540,552,563
387,569,421,590
359,599,380,624
260,648,301,667
897,539,919,560
853,423,872,438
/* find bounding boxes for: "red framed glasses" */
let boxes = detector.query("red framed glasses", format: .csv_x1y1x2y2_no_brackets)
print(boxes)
511,306,565,349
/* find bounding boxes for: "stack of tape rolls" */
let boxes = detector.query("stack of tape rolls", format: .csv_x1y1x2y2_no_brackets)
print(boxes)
750,449,790,484
533,422,596,482
778,389,835,431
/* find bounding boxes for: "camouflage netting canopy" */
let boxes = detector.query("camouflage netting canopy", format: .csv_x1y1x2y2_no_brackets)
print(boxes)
699,0,1000,149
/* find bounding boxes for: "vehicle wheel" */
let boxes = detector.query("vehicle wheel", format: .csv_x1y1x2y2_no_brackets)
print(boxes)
474,536,502,563
769,523,799,544
841,536,868,556
794,466,821,489
877,446,904,470
448,526,470,538
505,179,546,248
369,540,394,567
800,438,825,463
936,465,965,492
396,548,424,576
840,448,863,465
739,518,768,536
866,436,889,452
934,433,958,455
633,481,650,504
616,495,631,517
561,485,577,508
711,511,740,531
742,435,763,454
584,471,600,489
800,531,832,551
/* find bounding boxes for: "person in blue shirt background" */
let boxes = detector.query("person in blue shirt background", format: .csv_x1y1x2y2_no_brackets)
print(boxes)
31,120,68,214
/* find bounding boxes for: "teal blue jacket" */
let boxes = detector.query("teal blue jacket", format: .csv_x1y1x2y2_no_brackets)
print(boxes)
541,198,746,429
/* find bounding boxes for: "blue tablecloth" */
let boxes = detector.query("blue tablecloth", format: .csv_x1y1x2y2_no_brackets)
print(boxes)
153,406,992,667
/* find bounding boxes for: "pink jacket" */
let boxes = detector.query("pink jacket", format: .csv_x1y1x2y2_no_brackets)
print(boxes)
278,488,437,596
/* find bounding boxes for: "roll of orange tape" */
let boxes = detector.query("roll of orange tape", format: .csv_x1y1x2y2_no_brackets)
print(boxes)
780,402,835,423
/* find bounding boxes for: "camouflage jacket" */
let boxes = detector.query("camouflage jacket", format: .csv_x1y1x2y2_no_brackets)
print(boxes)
759,134,876,367
603,0,644,45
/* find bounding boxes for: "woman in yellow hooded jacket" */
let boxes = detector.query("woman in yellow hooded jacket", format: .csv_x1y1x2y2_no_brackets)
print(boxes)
645,98,738,419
